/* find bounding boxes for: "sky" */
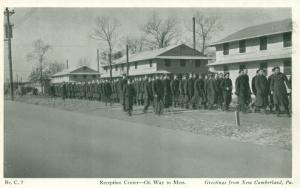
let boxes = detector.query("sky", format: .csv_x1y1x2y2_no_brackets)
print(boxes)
3,8,291,81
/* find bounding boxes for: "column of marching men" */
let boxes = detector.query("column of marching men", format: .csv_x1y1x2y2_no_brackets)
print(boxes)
48,66,291,117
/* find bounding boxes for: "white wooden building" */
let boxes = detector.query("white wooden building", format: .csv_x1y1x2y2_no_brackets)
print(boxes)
51,66,100,83
209,18,292,91
101,44,214,78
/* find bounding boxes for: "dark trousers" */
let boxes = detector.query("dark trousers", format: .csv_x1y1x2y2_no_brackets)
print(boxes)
154,96,164,115
143,97,153,112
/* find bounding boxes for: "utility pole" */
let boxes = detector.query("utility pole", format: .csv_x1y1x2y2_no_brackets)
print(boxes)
16,74,19,88
4,8,15,100
126,45,129,76
97,49,100,72
66,59,69,69
192,17,196,55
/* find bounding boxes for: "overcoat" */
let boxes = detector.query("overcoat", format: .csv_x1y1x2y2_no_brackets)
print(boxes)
118,79,127,104
144,80,153,100
254,74,269,107
216,78,224,104
251,75,258,95
270,72,290,106
123,83,136,111
235,75,251,106
187,78,195,99
163,78,172,108
221,78,232,105
193,78,205,104
206,78,218,105
170,78,180,103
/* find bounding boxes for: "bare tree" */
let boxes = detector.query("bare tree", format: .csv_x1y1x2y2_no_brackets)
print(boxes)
141,13,180,49
27,39,52,94
77,57,91,67
187,11,223,54
90,16,120,80
47,61,64,74
126,36,146,54
29,61,64,87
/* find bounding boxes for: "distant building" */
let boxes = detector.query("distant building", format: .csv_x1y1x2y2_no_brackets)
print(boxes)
51,66,100,83
101,43,214,78
209,18,292,90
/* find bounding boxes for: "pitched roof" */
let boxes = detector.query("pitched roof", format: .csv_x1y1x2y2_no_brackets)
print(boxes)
211,18,292,45
52,66,99,77
102,43,209,67
114,44,182,65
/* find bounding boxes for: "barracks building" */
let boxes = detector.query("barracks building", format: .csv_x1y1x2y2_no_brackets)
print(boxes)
209,18,292,90
100,43,214,78
51,66,100,84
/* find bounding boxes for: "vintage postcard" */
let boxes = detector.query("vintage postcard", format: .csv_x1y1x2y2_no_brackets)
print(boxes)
1,0,299,188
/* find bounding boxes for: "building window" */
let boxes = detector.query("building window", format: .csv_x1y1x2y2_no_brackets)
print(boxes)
180,59,186,67
239,64,246,70
134,62,138,69
164,59,171,67
195,60,201,67
121,64,124,71
223,43,229,55
223,65,229,72
284,60,291,75
73,75,77,78
83,75,87,79
149,60,153,67
283,32,292,47
115,65,118,71
92,75,96,78
260,36,267,50
239,40,246,53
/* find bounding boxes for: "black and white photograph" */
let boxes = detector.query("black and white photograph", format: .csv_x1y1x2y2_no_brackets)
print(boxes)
2,0,299,187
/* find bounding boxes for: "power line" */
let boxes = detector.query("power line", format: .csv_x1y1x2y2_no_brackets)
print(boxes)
13,8,36,29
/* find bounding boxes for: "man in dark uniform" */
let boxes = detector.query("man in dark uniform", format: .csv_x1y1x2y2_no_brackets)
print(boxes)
61,82,67,102
110,79,116,103
270,66,291,117
152,74,164,115
216,73,224,109
140,76,147,106
287,75,292,112
187,73,195,109
235,69,251,112
163,74,172,110
202,74,209,109
193,74,205,109
100,80,105,102
132,77,138,105
178,75,185,108
136,77,143,106
220,72,232,111
123,78,136,116
118,74,127,111
206,73,218,109
268,68,275,113
244,69,252,106
170,74,180,108
143,75,154,113
251,70,259,111
83,81,88,100
254,68,269,113
104,79,112,106
181,74,189,109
